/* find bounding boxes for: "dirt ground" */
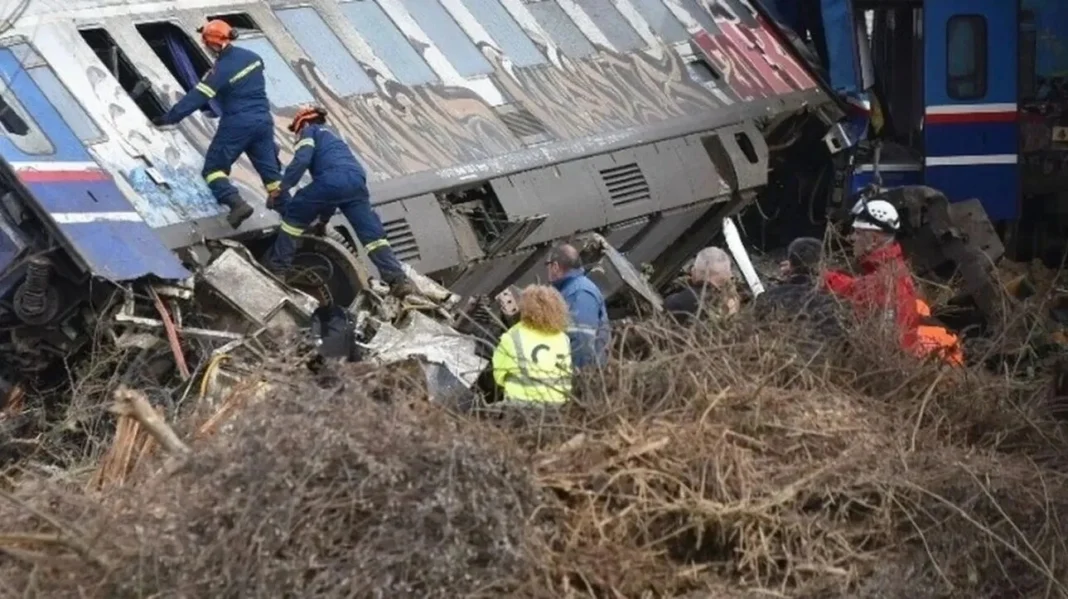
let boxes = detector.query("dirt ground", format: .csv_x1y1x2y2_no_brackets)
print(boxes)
0,309,1066,598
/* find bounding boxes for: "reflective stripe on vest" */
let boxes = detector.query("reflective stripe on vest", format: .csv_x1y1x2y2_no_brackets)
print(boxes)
503,327,570,404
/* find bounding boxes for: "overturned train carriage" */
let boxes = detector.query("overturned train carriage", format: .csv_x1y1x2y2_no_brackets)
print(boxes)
0,0,840,377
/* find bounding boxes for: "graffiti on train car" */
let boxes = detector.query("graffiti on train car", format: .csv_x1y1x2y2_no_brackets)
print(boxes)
287,68,522,179
692,12,817,101
490,42,717,139
156,0,813,185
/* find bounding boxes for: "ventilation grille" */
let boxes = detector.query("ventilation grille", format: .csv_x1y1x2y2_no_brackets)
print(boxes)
383,218,421,262
494,103,554,146
600,163,651,207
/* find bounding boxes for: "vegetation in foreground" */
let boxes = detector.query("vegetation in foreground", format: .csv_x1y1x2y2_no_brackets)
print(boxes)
0,313,1066,599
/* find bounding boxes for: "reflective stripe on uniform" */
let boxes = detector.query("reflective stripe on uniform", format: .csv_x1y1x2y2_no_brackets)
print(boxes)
265,181,281,192
567,324,598,338
295,138,315,151
195,82,216,98
204,170,228,184
280,221,304,236
365,239,390,252
229,60,263,84
505,328,569,403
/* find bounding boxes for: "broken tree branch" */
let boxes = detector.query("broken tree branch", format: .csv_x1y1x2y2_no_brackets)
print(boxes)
110,386,191,476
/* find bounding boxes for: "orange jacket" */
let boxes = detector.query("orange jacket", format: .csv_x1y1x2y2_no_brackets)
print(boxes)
913,299,964,366
822,242,921,351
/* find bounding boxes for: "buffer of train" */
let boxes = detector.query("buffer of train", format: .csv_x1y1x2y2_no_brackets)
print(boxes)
0,0,841,374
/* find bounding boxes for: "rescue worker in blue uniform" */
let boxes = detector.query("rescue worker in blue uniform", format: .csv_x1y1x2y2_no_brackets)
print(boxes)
157,19,284,229
263,105,415,297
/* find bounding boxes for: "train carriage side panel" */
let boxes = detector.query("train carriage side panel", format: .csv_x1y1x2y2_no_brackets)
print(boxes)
0,44,189,281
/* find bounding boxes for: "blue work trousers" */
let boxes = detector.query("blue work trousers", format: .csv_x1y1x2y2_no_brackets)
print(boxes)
202,119,283,207
264,174,406,281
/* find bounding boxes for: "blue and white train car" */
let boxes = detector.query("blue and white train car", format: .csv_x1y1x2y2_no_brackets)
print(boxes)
0,0,839,376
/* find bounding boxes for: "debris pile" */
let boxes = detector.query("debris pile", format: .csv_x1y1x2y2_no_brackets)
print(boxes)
0,317,1066,598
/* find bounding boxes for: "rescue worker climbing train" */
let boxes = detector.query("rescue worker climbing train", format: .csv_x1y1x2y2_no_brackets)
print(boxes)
157,19,284,229
264,105,415,297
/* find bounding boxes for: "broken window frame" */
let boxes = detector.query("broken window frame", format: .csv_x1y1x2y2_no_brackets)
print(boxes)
134,20,220,118
76,26,170,123
207,12,317,109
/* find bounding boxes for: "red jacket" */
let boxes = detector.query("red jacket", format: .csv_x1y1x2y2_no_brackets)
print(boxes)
822,243,921,351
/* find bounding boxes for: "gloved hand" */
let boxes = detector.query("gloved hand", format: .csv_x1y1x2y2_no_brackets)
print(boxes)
266,189,283,210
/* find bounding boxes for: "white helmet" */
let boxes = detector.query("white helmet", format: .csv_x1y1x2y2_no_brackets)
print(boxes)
850,198,900,232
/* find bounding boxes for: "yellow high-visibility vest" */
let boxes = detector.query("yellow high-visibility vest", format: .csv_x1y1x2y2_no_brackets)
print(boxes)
492,323,573,404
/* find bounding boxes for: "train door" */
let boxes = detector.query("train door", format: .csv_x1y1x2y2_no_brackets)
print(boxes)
923,0,1020,222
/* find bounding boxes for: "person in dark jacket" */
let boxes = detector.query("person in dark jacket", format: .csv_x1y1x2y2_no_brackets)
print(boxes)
546,244,610,368
262,105,414,297
663,246,740,326
158,19,284,229
754,237,845,340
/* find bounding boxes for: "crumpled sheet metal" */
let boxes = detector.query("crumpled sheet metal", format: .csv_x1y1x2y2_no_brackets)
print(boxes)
365,311,487,388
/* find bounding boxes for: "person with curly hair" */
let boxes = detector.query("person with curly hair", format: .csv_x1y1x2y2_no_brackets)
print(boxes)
492,285,574,406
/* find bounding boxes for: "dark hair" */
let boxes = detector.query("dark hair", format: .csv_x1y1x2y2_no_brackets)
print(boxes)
786,237,823,274
546,243,581,270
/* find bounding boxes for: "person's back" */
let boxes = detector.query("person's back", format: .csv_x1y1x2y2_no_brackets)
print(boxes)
303,123,367,183
664,283,740,326
756,273,845,340
823,242,919,343
491,285,573,405
212,44,272,124
755,238,846,341
493,322,572,404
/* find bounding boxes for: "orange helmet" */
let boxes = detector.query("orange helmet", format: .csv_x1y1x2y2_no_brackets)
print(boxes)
288,105,328,134
198,19,236,48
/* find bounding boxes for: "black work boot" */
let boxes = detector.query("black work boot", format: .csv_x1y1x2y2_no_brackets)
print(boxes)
387,276,418,299
227,198,255,229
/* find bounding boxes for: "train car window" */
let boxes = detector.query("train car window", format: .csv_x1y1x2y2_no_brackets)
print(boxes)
4,42,105,143
78,28,168,122
396,0,493,78
457,0,546,67
135,22,218,117
525,1,597,58
275,7,376,96
338,1,439,86
135,23,212,88
674,0,719,41
206,13,259,31
946,15,988,100
629,0,689,44
1019,10,1037,101
26,67,105,144
574,0,645,52
0,82,55,155
207,13,317,108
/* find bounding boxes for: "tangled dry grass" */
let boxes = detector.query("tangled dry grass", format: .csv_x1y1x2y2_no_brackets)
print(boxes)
0,310,1066,599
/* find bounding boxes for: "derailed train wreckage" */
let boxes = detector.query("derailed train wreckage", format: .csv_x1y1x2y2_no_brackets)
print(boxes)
0,0,851,395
